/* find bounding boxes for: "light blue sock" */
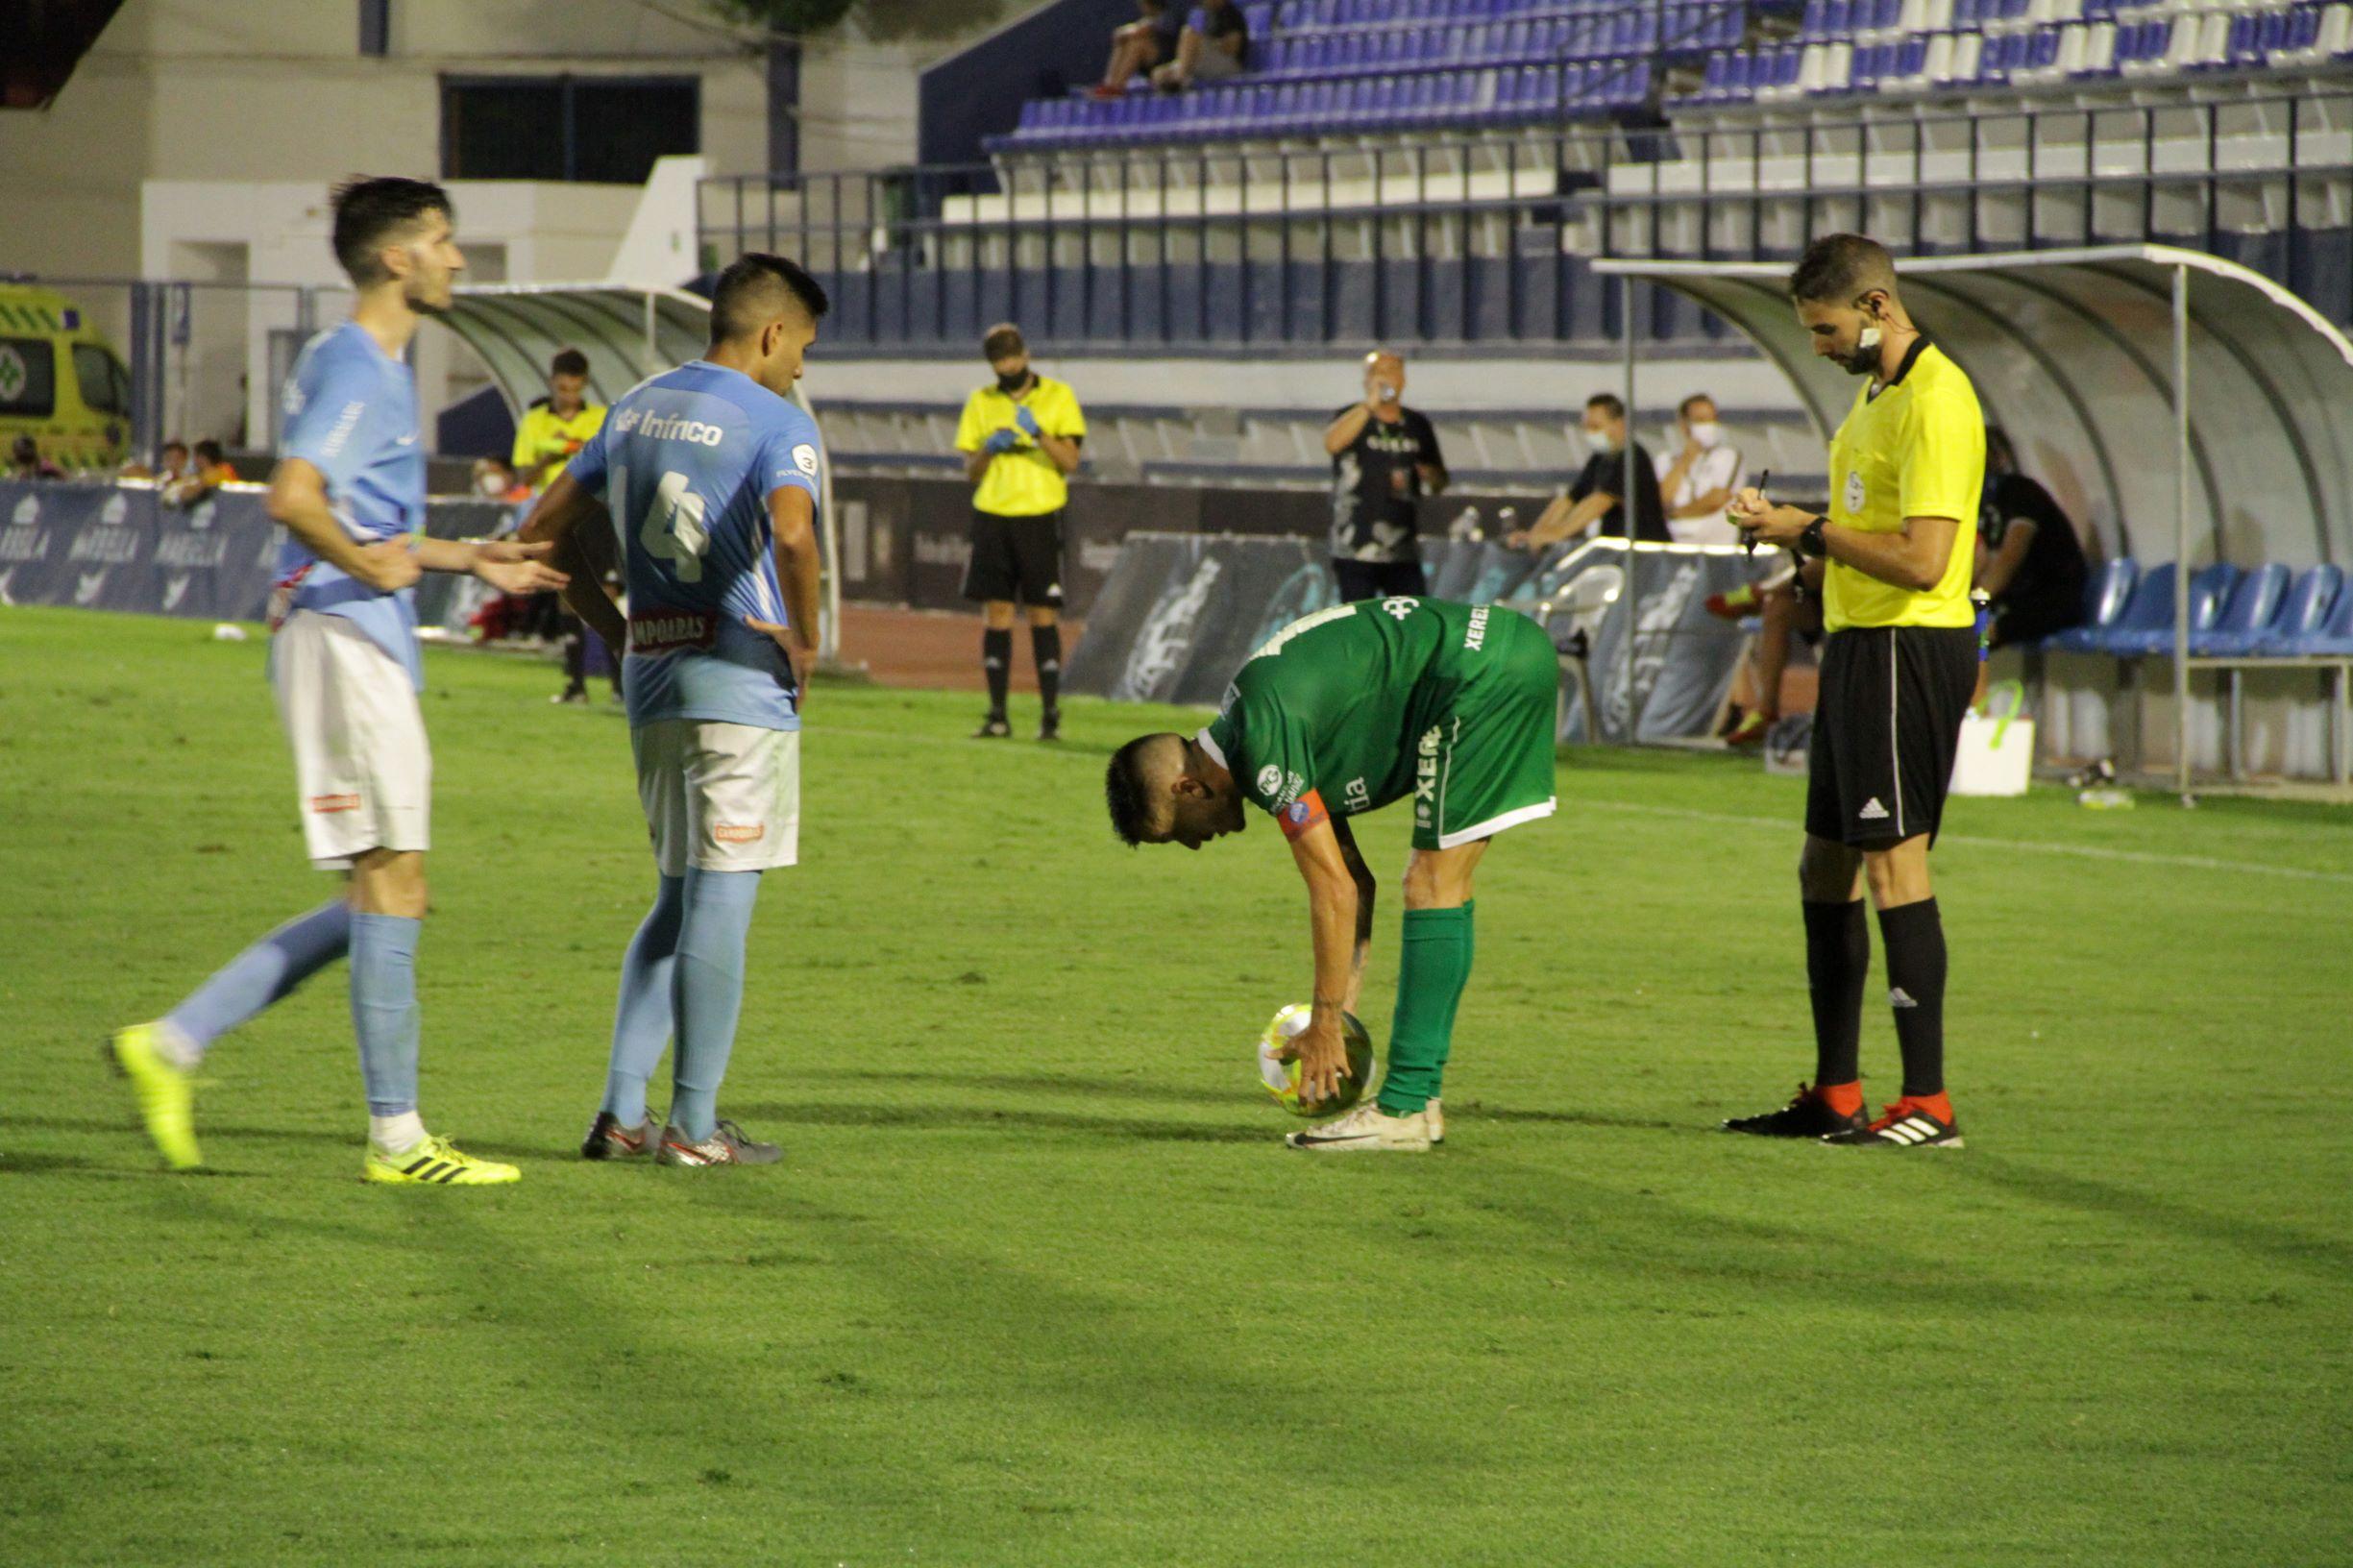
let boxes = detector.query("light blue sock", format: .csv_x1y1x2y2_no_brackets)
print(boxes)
349,913,422,1118
668,869,761,1142
165,899,352,1053
601,875,684,1127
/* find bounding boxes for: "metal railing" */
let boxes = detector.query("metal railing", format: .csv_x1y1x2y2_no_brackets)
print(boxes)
696,84,2353,348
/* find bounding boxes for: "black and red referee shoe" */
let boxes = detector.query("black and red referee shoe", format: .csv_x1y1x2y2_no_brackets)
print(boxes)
1722,1082,1870,1139
1823,1095,1964,1149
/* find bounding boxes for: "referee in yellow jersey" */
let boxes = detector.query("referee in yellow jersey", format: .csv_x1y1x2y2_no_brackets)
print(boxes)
955,323,1086,741
1725,233,1985,1151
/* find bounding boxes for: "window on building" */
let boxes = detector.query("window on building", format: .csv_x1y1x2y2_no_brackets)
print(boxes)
440,76,699,185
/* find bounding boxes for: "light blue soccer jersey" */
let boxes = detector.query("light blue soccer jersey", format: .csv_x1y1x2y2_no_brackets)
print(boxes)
566,360,822,732
271,321,427,688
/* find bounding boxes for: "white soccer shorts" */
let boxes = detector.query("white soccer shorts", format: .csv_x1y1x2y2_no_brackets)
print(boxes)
631,720,800,876
271,609,431,869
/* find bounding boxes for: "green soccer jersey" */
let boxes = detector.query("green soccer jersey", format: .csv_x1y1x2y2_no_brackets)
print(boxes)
1200,596,1514,826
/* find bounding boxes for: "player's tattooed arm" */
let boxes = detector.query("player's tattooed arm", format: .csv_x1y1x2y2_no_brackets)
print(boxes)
519,473,625,649
1286,815,1364,1104
266,457,419,593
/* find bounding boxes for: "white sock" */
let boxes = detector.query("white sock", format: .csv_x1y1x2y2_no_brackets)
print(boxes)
151,1021,202,1070
369,1111,427,1154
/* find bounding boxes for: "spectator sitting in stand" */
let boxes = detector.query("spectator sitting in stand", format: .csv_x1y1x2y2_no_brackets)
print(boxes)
1096,0,1188,96
153,440,193,484
1152,0,1250,89
11,435,64,481
1710,559,1825,747
471,454,532,509
1507,392,1669,551
1655,393,1747,544
163,438,239,506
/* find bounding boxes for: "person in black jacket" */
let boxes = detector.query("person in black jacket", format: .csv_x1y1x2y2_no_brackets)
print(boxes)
1976,427,2090,649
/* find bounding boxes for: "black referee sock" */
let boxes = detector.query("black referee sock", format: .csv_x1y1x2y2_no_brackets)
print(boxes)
1876,898,1949,1098
981,627,1012,718
1030,625,1063,714
1802,898,1870,1089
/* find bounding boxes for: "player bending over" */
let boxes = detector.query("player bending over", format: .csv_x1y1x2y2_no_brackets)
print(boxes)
519,254,829,1168
110,178,567,1183
1105,596,1558,1152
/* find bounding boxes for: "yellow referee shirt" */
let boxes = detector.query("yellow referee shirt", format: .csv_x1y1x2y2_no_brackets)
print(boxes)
955,375,1087,517
511,402,608,491
1823,340,1985,632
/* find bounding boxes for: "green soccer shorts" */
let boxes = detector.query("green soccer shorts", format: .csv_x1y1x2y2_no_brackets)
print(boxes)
1409,605,1561,851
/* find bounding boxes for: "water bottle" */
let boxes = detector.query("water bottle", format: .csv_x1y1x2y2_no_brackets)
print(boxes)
1447,505,1483,542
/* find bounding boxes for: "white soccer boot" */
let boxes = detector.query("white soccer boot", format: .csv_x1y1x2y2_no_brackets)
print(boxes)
1425,1098,1444,1145
1285,1101,1434,1153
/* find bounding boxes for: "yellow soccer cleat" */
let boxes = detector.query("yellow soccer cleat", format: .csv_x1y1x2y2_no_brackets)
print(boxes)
362,1133,521,1187
109,1023,201,1171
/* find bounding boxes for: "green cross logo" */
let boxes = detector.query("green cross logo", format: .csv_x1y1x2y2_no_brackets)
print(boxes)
0,347,24,403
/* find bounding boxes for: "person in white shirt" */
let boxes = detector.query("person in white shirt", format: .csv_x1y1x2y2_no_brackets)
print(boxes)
1654,393,1746,544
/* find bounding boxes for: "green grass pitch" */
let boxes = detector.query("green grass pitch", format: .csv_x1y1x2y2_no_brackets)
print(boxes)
3,606,2348,1566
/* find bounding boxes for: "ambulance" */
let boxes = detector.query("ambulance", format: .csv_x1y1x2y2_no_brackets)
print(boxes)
0,282,134,472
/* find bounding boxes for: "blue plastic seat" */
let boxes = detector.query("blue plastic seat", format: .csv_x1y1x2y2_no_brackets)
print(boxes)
2103,563,2243,654
2045,559,2139,651
2190,563,2290,653
2260,565,2351,653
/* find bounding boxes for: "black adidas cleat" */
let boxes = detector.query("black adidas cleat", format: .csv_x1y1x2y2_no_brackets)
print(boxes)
1823,1097,1964,1149
972,714,1012,739
1038,708,1062,743
1723,1082,1869,1139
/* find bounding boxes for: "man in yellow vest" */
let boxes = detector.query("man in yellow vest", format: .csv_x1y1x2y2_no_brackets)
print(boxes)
1726,233,1985,1153
511,347,613,701
954,323,1086,741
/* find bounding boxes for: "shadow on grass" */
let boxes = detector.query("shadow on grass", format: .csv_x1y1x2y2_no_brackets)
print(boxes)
727,1099,1268,1145
800,1066,1188,1102
1953,1154,2353,1279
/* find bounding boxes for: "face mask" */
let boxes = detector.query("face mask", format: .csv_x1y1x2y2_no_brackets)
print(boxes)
1686,421,1723,449
478,474,507,497
1583,428,1619,456
996,369,1029,395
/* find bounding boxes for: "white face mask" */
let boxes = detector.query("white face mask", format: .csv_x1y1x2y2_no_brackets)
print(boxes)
478,474,507,497
1686,421,1723,449
1583,427,1619,456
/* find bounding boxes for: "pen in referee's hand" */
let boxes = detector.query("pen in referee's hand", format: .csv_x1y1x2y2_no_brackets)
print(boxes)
1740,470,1771,556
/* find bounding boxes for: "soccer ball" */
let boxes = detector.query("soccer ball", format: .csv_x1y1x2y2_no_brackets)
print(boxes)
1257,1003,1377,1117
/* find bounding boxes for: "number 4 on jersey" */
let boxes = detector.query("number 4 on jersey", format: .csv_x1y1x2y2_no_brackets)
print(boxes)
631,467,709,581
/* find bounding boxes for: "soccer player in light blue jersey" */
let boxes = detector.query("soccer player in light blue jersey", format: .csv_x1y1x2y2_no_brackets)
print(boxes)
520,254,829,1168
110,178,567,1184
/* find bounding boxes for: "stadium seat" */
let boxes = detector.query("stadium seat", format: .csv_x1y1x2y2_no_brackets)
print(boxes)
2204,563,2342,654
2101,562,2243,654
2190,561,2290,653
2045,557,2139,651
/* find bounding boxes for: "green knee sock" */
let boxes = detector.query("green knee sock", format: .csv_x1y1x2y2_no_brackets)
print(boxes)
1379,901,1475,1115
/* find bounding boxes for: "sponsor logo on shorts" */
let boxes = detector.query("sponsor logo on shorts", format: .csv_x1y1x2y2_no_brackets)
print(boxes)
1343,776,1369,811
713,822,764,844
627,609,719,654
1462,605,1490,650
309,793,362,814
1414,724,1442,825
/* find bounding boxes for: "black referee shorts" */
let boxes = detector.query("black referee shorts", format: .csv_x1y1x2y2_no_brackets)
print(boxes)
1805,625,1978,850
962,509,1065,608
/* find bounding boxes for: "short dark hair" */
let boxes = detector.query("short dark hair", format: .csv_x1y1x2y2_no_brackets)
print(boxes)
1678,392,1715,418
1789,233,1897,306
160,440,188,455
1585,392,1626,420
331,177,453,286
549,347,589,379
982,322,1026,361
1104,736,1164,847
708,253,830,345
193,439,224,465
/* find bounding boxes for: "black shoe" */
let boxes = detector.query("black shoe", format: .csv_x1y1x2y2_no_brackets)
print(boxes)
1722,1082,1868,1138
580,1110,657,1161
972,714,1011,739
1038,709,1062,743
1823,1097,1964,1149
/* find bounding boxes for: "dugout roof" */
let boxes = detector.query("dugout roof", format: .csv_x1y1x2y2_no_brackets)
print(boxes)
1595,246,2353,570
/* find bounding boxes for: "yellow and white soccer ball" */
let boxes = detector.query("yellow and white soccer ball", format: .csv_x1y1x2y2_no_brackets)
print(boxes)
1257,1003,1377,1116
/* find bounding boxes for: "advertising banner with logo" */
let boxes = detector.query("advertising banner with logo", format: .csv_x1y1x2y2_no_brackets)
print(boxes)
1066,531,1756,742
0,481,512,626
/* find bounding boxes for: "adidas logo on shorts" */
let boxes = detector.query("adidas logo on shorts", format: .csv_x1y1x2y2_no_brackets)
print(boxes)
1858,797,1890,821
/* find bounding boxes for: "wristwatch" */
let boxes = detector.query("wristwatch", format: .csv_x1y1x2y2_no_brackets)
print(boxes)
1799,515,1829,558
